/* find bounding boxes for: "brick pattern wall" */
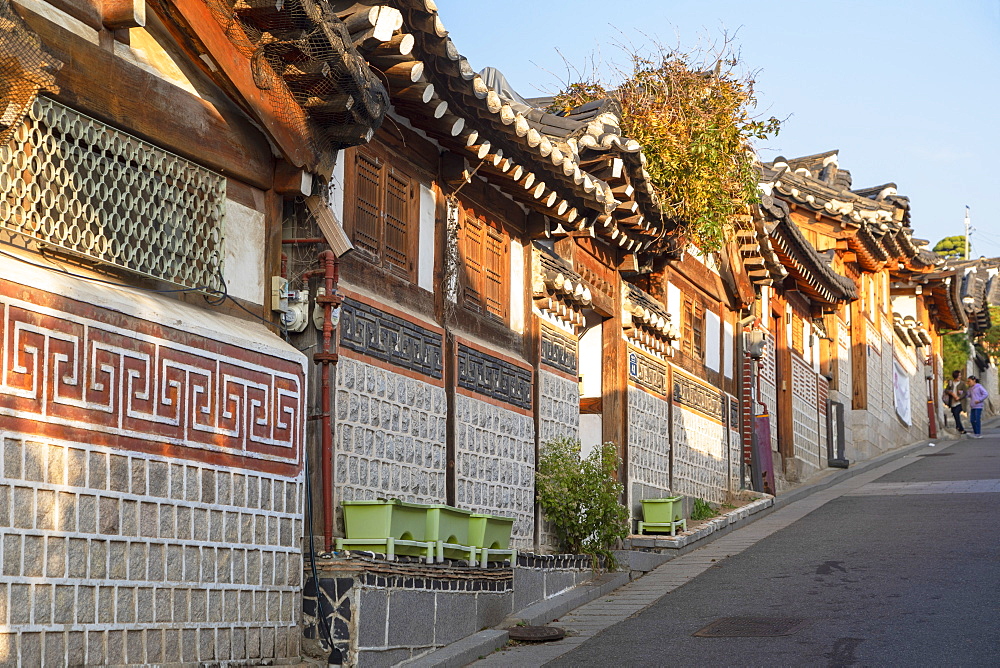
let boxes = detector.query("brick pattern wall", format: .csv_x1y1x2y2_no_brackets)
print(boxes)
791,355,821,470
727,393,742,492
818,376,829,465
627,387,671,502
335,358,447,504
0,434,302,665
455,395,535,548
759,333,779,452
538,371,579,444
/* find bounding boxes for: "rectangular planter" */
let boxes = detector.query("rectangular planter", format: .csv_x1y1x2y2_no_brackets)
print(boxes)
337,499,435,562
425,504,476,562
639,496,687,536
468,513,514,550
469,513,516,567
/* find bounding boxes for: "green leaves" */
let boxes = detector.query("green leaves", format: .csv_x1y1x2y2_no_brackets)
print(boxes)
536,437,629,571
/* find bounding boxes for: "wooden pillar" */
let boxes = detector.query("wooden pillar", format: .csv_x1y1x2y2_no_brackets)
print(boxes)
602,279,627,489
850,297,868,410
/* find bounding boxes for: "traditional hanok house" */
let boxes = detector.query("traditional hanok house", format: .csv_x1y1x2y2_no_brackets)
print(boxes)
0,0,385,663
303,0,696,562
756,151,951,479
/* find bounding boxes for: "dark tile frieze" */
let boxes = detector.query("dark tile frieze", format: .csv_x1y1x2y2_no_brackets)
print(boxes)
339,297,443,379
672,372,724,421
628,349,667,395
457,345,533,410
540,325,578,375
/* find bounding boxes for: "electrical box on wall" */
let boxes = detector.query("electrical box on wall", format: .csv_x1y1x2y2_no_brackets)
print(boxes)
745,330,767,359
270,276,289,313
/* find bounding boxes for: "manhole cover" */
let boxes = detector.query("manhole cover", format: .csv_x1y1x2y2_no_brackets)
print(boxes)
508,626,566,642
917,453,955,457
693,617,811,637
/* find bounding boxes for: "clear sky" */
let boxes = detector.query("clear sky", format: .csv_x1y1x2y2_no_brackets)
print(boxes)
434,0,1000,256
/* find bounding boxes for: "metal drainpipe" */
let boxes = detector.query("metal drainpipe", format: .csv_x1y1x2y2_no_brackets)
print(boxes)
313,250,341,552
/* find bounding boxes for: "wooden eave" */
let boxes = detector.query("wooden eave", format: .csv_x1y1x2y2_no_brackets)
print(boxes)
151,0,387,176
769,219,857,306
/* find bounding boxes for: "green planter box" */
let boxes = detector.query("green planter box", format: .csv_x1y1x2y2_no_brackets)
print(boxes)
336,499,435,562
469,513,516,567
638,496,687,536
425,504,476,562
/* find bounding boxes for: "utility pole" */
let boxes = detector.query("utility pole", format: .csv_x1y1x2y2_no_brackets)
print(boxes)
964,205,971,259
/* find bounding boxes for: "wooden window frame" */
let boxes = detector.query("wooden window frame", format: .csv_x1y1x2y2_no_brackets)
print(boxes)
342,145,418,281
682,297,705,362
458,204,509,323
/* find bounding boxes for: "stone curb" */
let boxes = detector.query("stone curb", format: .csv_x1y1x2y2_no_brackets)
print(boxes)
401,630,509,668
406,572,629,667
503,571,631,627
625,495,775,551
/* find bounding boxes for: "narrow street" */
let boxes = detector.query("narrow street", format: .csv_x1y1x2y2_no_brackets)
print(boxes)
478,428,1000,667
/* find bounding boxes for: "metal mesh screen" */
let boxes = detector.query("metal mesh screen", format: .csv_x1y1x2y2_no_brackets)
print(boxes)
1,97,226,291
203,0,388,160
0,0,62,146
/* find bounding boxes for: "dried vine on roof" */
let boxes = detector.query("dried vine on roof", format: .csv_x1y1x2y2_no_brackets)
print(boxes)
553,45,779,253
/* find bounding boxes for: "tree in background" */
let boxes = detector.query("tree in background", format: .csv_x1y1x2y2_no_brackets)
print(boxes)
551,39,780,253
942,331,971,378
933,235,969,260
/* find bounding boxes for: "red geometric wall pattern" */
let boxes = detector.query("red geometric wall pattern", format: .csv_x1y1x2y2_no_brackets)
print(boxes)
0,282,303,477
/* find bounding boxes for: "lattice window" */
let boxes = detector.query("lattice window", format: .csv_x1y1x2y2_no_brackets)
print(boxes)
344,147,415,279
0,97,225,291
791,312,804,354
460,206,508,321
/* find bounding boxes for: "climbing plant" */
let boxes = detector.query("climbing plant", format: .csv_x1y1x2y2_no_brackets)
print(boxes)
552,43,780,253
536,437,629,570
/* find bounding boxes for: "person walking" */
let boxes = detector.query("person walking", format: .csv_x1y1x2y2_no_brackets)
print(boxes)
944,370,967,434
966,376,989,438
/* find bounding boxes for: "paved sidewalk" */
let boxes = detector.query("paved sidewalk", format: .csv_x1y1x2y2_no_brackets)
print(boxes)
471,435,963,667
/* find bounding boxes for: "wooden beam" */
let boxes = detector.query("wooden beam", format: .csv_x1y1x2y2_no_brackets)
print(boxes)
21,5,274,188
273,161,314,196
101,0,145,28
151,0,318,170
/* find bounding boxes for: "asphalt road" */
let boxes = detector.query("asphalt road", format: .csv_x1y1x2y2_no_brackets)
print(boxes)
545,435,1000,668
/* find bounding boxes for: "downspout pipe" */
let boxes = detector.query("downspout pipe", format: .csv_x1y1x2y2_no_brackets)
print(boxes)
313,250,341,552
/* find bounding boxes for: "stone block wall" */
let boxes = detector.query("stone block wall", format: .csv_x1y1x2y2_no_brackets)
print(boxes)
334,358,447,505
538,370,579,444
670,369,729,504
0,434,303,665
303,553,596,666
0,274,307,666
455,395,535,548
626,386,671,513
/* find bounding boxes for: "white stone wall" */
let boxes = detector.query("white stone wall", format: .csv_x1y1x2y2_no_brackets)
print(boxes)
538,371,579,444
728,394,742,492
791,356,821,471
335,358,447,504
455,395,535,548
0,433,302,665
758,332,779,453
670,372,729,504
627,387,671,506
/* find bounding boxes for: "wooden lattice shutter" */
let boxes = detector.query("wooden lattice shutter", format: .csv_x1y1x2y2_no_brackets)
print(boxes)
353,152,381,257
383,167,411,276
682,298,694,357
484,225,506,319
462,209,484,312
